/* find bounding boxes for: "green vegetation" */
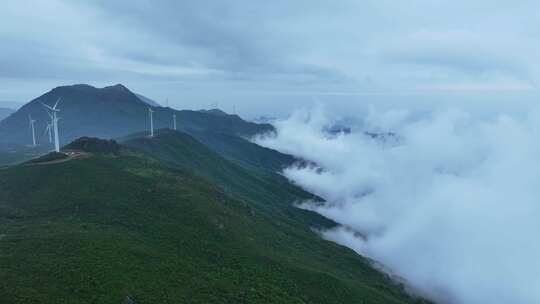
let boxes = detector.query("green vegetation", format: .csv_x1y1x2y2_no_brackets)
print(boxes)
25,151,68,164
189,130,296,172
122,129,331,229
64,137,120,155
0,138,428,304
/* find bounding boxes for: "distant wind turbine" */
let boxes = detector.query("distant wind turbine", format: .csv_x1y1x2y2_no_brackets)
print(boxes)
43,110,54,144
41,98,61,152
28,115,36,146
44,122,53,143
173,112,177,130
148,107,154,137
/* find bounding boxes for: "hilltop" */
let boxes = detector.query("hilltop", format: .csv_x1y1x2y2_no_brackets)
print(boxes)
63,137,121,155
0,137,427,304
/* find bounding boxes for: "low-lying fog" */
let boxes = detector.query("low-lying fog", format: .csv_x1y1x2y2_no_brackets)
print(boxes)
256,105,540,304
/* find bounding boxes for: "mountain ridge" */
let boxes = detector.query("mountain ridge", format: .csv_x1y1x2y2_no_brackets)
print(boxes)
0,136,428,303
0,83,273,148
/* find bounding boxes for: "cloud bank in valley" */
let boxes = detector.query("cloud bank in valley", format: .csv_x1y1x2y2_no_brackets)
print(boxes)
256,106,540,303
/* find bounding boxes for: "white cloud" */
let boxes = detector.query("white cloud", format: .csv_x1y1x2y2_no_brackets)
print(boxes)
256,106,540,303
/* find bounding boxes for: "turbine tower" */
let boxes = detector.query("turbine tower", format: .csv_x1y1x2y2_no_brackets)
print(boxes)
148,107,154,137
173,112,177,130
41,98,61,152
28,115,36,146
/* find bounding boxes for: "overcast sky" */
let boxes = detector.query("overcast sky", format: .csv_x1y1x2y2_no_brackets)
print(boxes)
1,0,539,116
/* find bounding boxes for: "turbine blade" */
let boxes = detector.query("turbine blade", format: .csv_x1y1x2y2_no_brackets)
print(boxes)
40,102,55,111
53,97,62,109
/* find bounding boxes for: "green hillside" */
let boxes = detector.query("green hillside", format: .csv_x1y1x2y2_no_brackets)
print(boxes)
0,138,427,304
189,130,296,172
121,129,328,228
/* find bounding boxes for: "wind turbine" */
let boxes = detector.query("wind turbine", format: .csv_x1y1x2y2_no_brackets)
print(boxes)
41,98,61,152
148,107,154,137
172,111,177,130
28,115,36,146
44,122,53,143
43,110,54,144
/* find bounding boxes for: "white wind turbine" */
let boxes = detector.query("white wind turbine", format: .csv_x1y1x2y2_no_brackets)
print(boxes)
28,115,37,146
44,122,53,144
43,109,54,144
42,109,54,144
41,98,61,152
148,107,154,137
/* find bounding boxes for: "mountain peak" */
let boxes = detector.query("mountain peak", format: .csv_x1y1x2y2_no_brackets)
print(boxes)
103,83,130,91
50,84,132,94
199,108,228,116
0,84,273,145
51,84,95,93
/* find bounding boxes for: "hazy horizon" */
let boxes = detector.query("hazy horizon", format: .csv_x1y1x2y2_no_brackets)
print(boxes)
2,1,540,117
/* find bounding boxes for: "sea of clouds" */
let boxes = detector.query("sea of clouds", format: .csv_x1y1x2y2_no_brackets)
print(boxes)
255,105,540,304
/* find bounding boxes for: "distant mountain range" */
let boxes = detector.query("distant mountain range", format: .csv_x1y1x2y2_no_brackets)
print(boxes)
0,107,14,121
198,108,229,116
0,84,297,172
0,83,272,148
134,93,161,107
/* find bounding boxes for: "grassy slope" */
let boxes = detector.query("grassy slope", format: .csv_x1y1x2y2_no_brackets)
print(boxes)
121,130,330,229
0,147,425,304
188,130,296,172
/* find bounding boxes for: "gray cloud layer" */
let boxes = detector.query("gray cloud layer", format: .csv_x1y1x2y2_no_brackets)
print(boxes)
1,1,539,115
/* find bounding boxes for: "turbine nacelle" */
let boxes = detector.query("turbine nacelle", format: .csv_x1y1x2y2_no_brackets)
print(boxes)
40,97,61,112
